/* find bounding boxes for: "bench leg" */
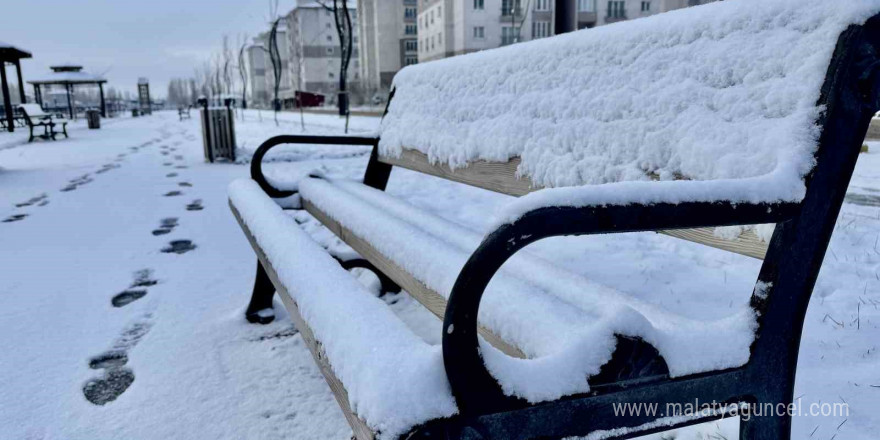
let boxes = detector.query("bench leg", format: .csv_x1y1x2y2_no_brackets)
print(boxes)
245,260,276,324
335,258,401,296
28,125,34,142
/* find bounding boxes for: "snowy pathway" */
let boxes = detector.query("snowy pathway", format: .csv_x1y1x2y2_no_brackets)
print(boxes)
1,111,878,439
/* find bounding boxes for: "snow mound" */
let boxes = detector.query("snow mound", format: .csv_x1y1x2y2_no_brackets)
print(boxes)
381,0,880,206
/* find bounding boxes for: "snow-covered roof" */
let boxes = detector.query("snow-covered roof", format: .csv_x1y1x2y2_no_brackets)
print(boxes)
380,0,880,208
29,66,106,85
0,41,32,58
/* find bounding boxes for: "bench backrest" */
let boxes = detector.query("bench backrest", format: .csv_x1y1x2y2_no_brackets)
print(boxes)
18,104,50,121
379,0,880,206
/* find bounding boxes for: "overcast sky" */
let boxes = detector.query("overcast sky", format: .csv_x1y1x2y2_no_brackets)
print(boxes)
1,0,297,98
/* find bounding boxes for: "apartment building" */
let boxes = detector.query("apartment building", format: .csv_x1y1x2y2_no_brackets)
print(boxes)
247,2,361,108
417,0,716,62
285,2,361,105
357,0,419,96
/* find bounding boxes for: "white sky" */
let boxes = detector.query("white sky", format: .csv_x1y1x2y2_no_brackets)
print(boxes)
1,0,297,98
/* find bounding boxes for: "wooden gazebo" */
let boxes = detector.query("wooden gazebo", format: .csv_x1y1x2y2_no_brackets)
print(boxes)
0,41,31,133
28,64,107,120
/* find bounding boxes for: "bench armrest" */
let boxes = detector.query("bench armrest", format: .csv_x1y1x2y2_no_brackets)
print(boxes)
251,134,378,198
442,198,799,414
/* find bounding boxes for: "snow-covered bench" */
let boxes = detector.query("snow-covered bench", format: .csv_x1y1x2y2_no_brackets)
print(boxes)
229,1,880,438
178,106,191,121
19,104,68,142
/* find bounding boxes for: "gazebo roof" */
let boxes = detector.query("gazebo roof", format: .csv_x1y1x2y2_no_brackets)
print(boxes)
0,41,32,60
28,64,107,85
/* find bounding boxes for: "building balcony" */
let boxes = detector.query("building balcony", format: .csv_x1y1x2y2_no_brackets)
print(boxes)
500,7,523,18
578,11,597,24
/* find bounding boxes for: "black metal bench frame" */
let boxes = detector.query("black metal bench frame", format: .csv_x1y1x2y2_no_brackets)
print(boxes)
179,106,191,121
237,19,880,440
20,107,68,142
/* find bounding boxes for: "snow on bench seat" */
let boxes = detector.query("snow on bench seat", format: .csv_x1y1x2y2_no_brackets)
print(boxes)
228,179,456,439
380,0,880,213
297,177,757,402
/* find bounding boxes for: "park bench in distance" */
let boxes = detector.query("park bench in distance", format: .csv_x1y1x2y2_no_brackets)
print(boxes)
228,1,880,438
178,106,191,121
19,103,67,142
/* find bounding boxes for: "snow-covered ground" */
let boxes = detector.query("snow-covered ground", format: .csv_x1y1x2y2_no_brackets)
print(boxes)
1,110,877,439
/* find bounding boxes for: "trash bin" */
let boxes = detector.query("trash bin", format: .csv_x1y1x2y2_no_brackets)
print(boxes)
86,109,101,129
199,100,236,163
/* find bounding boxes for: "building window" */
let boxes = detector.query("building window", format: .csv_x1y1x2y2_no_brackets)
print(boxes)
473,26,485,39
578,0,596,12
532,21,550,38
607,1,625,18
474,0,484,9
329,72,334,79
405,7,417,18
405,40,418,52
535,0,550,11
405,24,417,35
641,1,651,11
501,26,518,45
326,47,333,54
502,0,520,16
405,56,418,66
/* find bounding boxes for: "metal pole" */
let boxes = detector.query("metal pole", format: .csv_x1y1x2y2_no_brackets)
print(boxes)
555,0,576,34
1,63,14,132
99,83,106,117
33,84,41,106
14,59,26,103
66,83,74,119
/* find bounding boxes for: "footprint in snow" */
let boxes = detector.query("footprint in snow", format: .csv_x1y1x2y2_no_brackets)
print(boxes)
82,317,153,406
130,269,158,288
161,240,196,254
178,182,192,188
186,199,203,211
151,217,178,235
111,290,147,307
89,351,128,369
83,368,135,405
166,172,178,178
163,191,183,197
2,214,28,223
14,194,48,208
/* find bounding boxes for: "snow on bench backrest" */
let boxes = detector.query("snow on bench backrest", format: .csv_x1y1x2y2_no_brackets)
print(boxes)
19,104,49,119
380,0,880,204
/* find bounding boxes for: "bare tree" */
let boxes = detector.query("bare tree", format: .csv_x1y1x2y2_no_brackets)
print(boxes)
221,35,235,99
316,0,354,132
268,18,283,125
504,0,533,44
238,35,249,111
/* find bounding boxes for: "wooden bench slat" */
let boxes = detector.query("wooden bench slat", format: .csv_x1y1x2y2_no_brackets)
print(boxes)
303,198,528,359
660,228,768,260
378,148,532,196
231,202,376,440
379,149,769,260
